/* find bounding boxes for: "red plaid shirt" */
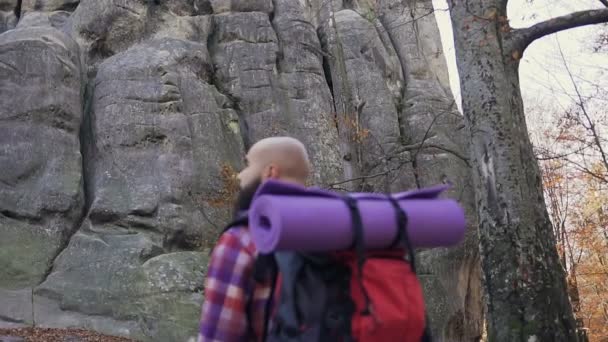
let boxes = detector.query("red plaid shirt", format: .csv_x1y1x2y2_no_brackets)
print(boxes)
198,226,273,342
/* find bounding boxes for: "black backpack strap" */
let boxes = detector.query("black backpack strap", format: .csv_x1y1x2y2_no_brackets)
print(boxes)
251,253,278,341
387,196,433,341
421,325,433,342
266,252,306,337
262,263,278,341
343,195,372,315
386,196,416,273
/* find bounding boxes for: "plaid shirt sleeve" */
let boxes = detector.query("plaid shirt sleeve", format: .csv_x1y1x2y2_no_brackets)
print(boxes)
198,228,256,342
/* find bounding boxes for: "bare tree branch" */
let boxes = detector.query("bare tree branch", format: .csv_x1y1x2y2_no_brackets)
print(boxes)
576,271,608,276
514,8,608,50
390,141,470,166
326,158,412,188
535,143,596,161
555,37,608,174
565,157,608,183
327,139,470,189
600,0,608,8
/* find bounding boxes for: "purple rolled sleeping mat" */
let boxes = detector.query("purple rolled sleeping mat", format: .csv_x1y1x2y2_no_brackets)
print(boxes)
248,180,466,253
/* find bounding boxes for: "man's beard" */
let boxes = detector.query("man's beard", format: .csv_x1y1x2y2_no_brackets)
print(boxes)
232,178,262,219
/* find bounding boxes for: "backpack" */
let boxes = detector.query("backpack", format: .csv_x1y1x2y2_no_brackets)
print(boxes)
222,196,432,342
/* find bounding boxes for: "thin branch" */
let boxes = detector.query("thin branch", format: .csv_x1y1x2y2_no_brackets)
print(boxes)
535,142,596,161
326,157,412,188
329,140,470,189
555,36,608,174
391,141,470,166
600,0,608,8
514,8,608,50
327,170,392,188
565,157,608,183
413,109,444,161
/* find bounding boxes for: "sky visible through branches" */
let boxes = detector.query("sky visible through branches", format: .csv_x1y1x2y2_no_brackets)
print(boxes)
433,0,607,119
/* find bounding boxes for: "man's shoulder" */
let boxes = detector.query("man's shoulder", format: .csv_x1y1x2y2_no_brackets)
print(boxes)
216,225,256,256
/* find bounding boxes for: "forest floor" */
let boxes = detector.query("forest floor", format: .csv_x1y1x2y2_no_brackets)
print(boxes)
0,327,137,342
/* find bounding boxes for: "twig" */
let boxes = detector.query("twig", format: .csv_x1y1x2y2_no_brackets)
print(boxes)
555,36,608,174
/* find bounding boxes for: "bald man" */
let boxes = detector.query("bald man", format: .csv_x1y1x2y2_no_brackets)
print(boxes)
198,137,311,342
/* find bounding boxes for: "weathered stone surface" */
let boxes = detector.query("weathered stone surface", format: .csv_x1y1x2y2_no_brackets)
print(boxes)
15,11,70,29
35,231,207,341
68,0,218,76
21,0,80,13
0,0,18,12
160,0,212,16
0,11,16,33
266,0,343,185
0,0,16,33
0,26,83,292
209,6,343,185
0,288,33,327
69,0,148,70
33,37,240,341
209,0,272,14
210,11,279,121
319,8,406,191
150,14,211,42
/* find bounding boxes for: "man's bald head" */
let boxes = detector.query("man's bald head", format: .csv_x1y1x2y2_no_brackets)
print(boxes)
237,136,311,188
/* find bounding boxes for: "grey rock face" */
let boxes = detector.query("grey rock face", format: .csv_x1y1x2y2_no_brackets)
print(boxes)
21,0,80,13
317,1,483,340
0,11,17,33
0,0,482,341
35,231,208,341
69,0,148,70
209,1,342,186
319,8,406,191
0,0,18,27
34,37,241,341
270,0,343,185
16,11,70,29
209,0,272,14
0,0,18,11
0,26,83,291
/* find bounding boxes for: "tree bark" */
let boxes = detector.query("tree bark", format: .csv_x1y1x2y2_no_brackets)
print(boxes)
448,0,584,340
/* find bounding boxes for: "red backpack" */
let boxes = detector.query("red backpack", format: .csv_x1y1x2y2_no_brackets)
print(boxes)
250,195,432,342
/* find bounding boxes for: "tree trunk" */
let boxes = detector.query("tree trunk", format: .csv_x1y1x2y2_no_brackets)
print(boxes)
448,0,578,340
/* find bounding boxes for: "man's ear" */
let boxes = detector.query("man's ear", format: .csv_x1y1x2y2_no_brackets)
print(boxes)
264,164,279,179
